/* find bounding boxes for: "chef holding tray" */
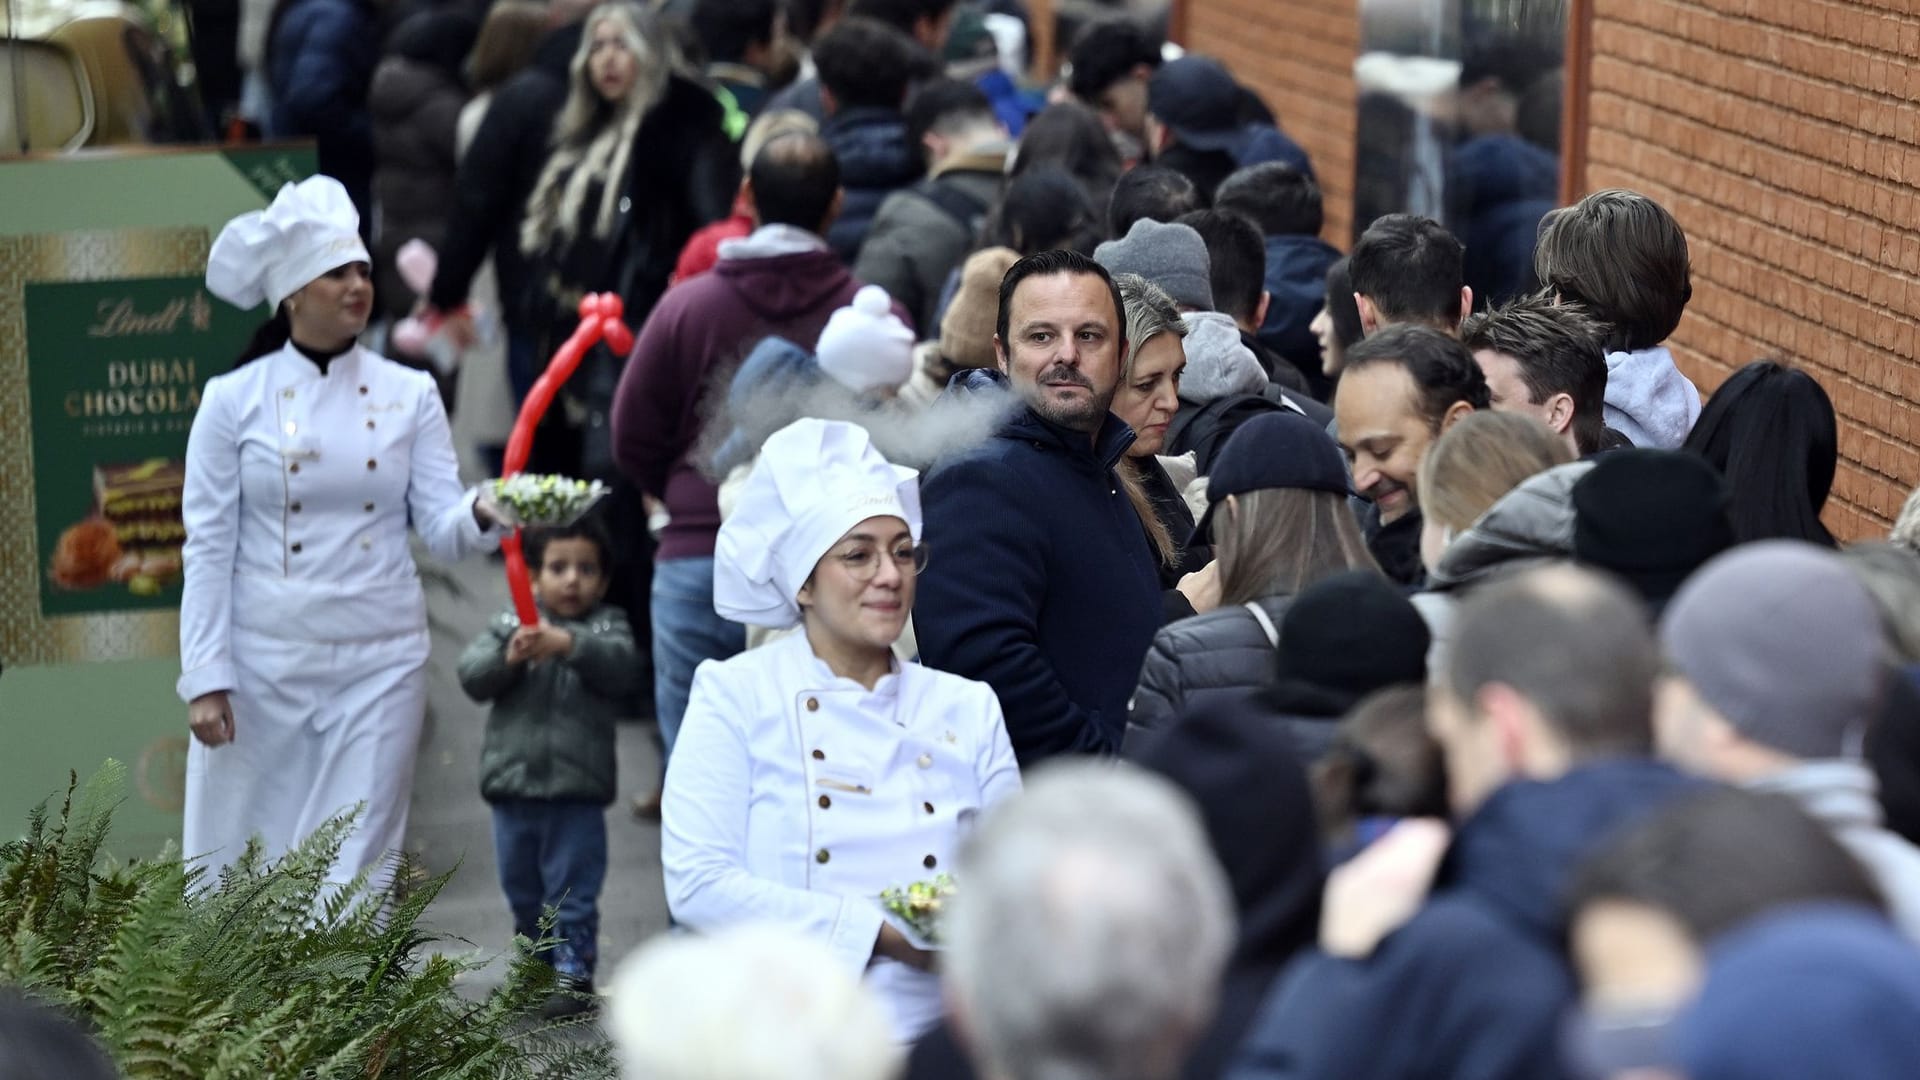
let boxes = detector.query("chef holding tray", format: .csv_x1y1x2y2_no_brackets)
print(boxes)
178,176,500,886
662,419,1021,1042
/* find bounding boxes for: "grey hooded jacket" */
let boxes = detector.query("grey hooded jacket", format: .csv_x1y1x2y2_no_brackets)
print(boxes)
1412,460,1594,665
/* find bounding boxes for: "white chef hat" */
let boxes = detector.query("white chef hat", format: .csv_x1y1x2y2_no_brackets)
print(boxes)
715,418,922,628
205,176,371,311
815,285,917,395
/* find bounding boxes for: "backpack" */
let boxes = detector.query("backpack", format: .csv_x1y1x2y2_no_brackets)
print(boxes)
1168,393,1294,474
910,176,991,236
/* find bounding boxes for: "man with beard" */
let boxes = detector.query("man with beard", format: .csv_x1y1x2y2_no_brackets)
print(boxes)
915,250,1164,764
1334,325,1488,585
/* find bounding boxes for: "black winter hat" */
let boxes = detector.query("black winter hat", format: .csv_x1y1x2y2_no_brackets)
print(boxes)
1192,411,1353,543
1148,56,1247,152
1273,571,1430,700
1572,448,1735,612
1128,692,1324,967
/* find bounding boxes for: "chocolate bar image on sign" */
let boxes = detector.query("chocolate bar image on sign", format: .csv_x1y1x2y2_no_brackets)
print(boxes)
94,458,186,561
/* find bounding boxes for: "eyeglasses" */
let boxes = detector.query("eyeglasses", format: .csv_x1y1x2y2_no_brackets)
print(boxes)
831,542,930,581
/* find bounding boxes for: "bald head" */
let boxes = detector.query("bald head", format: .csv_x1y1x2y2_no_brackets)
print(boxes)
1447,564,1659,758
748,131,843,233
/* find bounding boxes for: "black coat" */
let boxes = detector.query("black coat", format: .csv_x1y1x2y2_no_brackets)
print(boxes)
1126,597,1292,749
1140,455,1210,586
534,74,738,337
821,105,923,263
369,12,473,319
428,23,579,321
1871,665,1920,846
1364,503,1426,588
916,405,1164,765
1131,692,1325,1080
269,0,380,223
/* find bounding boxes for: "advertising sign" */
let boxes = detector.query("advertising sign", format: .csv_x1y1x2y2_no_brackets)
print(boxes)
27,277,260,616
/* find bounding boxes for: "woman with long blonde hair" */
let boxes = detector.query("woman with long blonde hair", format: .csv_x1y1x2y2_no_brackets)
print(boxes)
519,0,735,476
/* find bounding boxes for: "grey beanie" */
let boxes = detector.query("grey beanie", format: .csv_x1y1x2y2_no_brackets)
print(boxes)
1660,540,1888,759
1095,218,1214,311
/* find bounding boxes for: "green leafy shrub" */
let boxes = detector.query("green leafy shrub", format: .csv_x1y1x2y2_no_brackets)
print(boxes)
0,762,616,1079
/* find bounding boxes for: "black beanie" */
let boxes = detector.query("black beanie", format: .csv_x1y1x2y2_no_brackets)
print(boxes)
1572,448,1735,611
1273,571,1430,698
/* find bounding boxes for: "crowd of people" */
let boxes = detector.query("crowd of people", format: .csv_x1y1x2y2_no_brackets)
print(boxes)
167,0,1920,1075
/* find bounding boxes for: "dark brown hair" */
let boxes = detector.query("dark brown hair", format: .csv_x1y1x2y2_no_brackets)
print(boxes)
466,1,549,94
1214,488,1378,606
1533,188,1692,353
1460,294,1609,454
1341,324,1491,431
1567,787,1885,940
1313,685,1449,850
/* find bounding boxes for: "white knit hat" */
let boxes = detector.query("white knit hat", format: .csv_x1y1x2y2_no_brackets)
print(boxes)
205,176,370,311
715,419,921,629
815,285,916,394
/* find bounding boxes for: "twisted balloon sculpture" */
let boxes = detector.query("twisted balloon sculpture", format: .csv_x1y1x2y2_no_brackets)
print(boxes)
499,293,634,626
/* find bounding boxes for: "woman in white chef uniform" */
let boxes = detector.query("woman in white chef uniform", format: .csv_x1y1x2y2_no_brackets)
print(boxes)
662,418,1020,1042
179,175,501,884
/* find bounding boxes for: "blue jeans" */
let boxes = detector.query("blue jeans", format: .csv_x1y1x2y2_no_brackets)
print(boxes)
651,556,745,761
492,799,607,979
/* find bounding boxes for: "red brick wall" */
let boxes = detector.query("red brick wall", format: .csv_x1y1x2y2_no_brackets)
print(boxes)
1175,0,1359,245
1582,0,1920,540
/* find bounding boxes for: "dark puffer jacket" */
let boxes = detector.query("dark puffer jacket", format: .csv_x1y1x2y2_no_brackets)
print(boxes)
455,605,639,804
269,0,380,222
369,10,475,320
821,105,924,263
1127,596,1292,747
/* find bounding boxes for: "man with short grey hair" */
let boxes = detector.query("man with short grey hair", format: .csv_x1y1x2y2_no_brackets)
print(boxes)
946,762,1236,1080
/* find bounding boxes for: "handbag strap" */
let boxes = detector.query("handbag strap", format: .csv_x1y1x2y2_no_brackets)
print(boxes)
1243,601,1280,650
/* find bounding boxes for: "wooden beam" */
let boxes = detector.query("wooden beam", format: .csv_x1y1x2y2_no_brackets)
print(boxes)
1029,0,1057,84
1560,0,1593,205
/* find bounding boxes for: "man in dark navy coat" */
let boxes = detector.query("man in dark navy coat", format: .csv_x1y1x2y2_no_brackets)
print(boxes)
914,250,1163,765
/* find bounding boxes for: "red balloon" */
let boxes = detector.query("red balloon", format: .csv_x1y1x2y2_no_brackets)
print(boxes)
500,293,634,625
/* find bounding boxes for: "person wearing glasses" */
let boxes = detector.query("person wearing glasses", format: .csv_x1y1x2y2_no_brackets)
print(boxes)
661,418,1021,1043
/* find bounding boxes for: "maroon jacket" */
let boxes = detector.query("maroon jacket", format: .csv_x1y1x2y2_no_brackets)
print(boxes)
611,245,883,560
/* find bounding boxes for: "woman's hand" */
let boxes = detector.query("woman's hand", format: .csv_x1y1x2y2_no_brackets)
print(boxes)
1177,561,1222,613
472,493,502,530
875,922,937,972
188,691,235,747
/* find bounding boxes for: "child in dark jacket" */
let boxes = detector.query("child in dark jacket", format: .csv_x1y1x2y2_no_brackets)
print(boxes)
456,517,635,1016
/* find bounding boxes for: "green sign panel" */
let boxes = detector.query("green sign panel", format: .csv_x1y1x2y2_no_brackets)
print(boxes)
25,276,261,616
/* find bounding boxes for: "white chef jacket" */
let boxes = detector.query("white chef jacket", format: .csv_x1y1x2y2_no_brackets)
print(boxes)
662,629,1022,1041
178,342,497,701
